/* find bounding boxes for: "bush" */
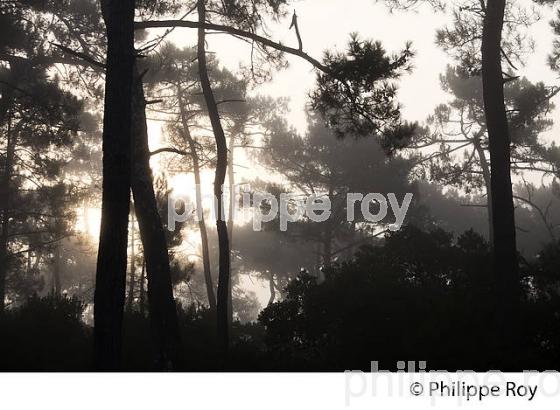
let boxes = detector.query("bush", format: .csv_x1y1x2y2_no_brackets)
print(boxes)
259,226,560,371
0,294,91,371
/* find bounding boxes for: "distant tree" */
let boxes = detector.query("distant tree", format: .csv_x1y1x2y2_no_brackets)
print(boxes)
142,43,249,313
0,49,82,312
406,66,557,242
233,225,317,306
257,113,415,265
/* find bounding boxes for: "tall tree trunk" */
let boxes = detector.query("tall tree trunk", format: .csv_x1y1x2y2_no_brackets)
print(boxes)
481,0,520,354
322,187,334,266
227,132,235,245
473,136,494,244
322,226,332,267
227,131,235,325
0,115,13,314
177,88,217,312
93,0,135,371
198,0,231,357
126,205,136,311
139,257,146,316
268,272,275,305
131,65,180,369
52,242,62,295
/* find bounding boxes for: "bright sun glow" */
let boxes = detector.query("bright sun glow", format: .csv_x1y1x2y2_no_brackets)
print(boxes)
75,207,102,240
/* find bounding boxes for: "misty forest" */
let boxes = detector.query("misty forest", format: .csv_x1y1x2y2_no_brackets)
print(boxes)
4,0,560,371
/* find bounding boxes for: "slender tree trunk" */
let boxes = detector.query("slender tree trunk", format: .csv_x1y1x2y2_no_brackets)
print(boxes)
322,226,332,267
177,88,217,312
198,0,231,357
481,0,520,355
93,0,135,371
126,206,136,311
131,65,180,369
52,242,62,295
346,220,357,259
268,272,275,305
322,187,334,266
0,115,14,314
227,131,235,325
227,133,235,244
139,257,146,316
473,136,494,244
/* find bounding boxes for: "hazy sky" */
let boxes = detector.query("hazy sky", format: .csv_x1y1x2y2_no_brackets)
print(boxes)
156,0,560,134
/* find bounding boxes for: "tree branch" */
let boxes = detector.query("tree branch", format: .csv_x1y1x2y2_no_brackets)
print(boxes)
50,42,106,69
149,147,190,157
134,20,329,73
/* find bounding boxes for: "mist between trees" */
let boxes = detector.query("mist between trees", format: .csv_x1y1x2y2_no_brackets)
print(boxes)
3,0,560,371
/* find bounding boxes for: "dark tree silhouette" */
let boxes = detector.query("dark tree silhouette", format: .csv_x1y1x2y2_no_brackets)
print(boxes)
196,0,231,357
480,0,520,353
381,0,555,363
93,0,135,370
131,67,180,368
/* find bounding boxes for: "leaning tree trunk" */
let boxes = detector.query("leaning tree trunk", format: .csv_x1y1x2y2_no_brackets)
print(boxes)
131,65,180,369
198,0,231,357
268,272,276,306
93,0,135,370
177,89,217,312
481,0,520,355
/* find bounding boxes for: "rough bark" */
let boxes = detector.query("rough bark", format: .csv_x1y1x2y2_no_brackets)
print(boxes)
481,0,520,352
131,66,180,369
197,0,231,356
177,88,217,312
93,0,135,370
